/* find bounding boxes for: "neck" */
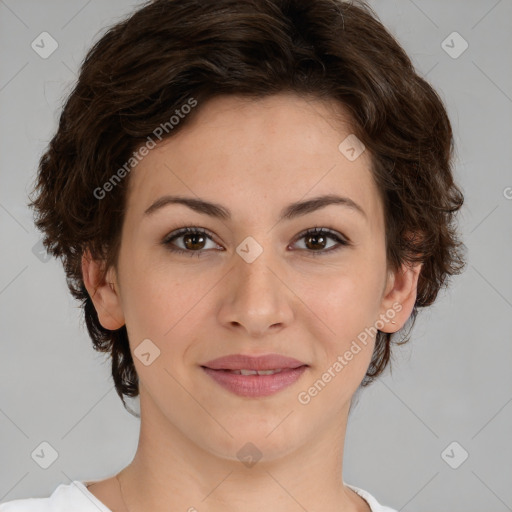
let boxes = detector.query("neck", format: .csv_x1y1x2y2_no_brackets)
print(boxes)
114,391,369,512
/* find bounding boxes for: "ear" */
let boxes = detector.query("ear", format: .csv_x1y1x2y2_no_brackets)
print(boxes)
378,259,423,333
81,248,125,330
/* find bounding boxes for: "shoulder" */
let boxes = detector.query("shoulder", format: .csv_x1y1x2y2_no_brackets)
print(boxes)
345,483,398,512
0,481,111,512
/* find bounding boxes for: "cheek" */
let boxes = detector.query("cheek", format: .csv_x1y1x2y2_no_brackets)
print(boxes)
121,274,199,389
299,263,384,384
122,267,217,360
118,269,180,357
305,266,383,334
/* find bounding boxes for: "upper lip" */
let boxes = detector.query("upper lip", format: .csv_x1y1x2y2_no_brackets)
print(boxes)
201,354,308,371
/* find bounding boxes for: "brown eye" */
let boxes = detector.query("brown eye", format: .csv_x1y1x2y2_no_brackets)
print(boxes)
162,226,349,259
304,231,328,251
292,227,349,256
182,231,207,250
163,227,220,257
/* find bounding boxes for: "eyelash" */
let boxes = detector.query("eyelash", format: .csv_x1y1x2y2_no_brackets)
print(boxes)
161,226,350,258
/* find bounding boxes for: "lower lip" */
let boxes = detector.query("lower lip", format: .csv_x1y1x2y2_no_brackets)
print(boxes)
201,366,308,397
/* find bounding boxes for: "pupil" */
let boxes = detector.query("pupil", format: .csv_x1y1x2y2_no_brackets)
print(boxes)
306,234,325,250
185,233,205,250
182,232,327,251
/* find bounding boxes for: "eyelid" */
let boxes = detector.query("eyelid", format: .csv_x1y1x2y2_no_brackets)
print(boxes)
162,226,221,249
293,225,350,244
162,225,350,256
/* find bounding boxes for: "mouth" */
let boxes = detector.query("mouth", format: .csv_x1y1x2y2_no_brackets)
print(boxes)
207,368,290,375
199,353,309,397
200,364,309,397
201,353,308,371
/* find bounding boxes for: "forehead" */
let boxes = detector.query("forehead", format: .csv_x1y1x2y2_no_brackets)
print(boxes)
125,93,383,230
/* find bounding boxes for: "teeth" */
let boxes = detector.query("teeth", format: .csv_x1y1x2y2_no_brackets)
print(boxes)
227,369,284,376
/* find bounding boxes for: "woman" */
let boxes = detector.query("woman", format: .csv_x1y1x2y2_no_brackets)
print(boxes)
0,0,466,510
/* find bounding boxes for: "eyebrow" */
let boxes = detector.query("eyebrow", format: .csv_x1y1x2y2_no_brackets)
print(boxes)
143,193,367,222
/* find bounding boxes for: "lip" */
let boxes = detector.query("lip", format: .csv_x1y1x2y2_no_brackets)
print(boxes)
200,353,309,398
201,353,307,371
201,366,308,397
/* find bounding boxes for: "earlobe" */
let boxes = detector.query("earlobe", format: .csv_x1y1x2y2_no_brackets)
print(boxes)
81,249,125,330
379,261,423,332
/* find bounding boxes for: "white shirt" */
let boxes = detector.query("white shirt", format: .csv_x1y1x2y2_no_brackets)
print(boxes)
0,480,398,511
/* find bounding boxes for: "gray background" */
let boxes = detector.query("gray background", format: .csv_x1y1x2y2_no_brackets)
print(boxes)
1,1,511,511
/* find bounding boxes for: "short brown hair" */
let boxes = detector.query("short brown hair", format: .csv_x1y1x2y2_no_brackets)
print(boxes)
28,0,467,412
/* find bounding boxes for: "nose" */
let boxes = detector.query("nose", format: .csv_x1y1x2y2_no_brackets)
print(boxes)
217,248,295,338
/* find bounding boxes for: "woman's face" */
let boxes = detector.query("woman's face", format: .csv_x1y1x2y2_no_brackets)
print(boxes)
85,93,420,461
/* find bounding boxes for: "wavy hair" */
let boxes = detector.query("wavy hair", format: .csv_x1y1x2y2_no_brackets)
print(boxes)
28,0,467,413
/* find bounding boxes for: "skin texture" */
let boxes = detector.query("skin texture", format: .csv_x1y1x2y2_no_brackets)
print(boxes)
82,93,422,512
